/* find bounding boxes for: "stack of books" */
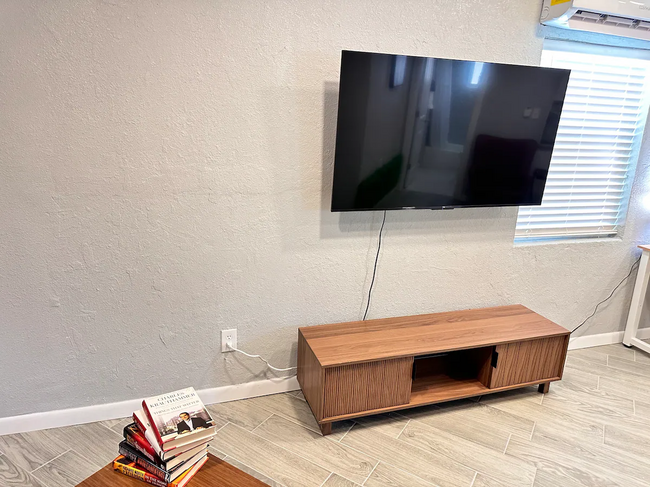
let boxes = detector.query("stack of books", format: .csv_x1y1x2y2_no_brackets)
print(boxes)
112,387,216,487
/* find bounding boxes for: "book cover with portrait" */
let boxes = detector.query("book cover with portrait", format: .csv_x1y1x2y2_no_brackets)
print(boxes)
142,387,216,451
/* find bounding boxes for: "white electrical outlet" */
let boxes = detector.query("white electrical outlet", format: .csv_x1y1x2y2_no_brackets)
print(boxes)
221,329,237,352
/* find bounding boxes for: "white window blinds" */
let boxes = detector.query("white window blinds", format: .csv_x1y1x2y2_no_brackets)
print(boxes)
515,42,650,240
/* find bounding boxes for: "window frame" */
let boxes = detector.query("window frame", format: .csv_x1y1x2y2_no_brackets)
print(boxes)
514,40,650,242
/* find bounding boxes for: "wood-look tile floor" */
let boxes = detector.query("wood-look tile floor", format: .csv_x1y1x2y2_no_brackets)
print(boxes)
2,343,650,487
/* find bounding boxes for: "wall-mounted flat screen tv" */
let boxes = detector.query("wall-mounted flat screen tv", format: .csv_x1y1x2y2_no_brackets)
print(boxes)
331,50,570,211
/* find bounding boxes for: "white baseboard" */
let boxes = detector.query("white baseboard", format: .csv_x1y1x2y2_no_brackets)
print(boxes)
3,328,650,436
569,328,650,350
0,375,299,436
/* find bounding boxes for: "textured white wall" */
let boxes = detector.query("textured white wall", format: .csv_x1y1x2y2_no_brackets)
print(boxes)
2,0,650,417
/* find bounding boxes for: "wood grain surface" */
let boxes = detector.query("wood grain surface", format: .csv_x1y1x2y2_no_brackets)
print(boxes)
490,336,568,388
322,357,412,418
77,454,267,487
298,332,325,420
300,305,569,367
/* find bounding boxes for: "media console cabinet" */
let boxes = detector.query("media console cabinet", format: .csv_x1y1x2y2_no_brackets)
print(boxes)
297,304,570,435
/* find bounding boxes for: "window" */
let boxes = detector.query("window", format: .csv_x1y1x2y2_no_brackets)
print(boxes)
515,41,650,240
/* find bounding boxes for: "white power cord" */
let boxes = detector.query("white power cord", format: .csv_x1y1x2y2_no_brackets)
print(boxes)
227,344,297,372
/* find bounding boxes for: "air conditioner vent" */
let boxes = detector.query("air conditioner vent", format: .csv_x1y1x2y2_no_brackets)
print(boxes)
574,10,602,23
638,21,650,31
542,2,650,41
575,9,650,30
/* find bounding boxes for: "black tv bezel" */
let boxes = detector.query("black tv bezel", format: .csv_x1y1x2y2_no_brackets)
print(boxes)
330,49,570,213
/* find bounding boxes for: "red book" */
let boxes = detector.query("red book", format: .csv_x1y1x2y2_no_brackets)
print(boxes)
141,387,216,452
113,454,208,487
124,423,157,462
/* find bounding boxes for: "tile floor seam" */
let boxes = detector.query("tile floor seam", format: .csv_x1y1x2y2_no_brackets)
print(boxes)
7,344,650,487
214,421,230,435
503,433,512,455
340,427,448,486
381,417,529,485
68,446,104,471
242,421,361,484
29,448,71,474
98,422,116,434
319,472,333,487
360,461,378,486
248,403,323,436
469,471,478,487
337,421,356,443
395,419,411,439
250,413,274,433
529,421,536,441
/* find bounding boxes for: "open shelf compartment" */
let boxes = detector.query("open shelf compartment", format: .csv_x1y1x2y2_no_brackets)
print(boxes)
410,346,494,405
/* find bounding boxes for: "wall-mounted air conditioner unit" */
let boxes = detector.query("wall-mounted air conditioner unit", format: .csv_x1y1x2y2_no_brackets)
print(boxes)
541,0,650,41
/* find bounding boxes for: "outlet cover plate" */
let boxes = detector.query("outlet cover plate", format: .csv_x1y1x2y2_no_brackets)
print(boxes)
221,329,237,352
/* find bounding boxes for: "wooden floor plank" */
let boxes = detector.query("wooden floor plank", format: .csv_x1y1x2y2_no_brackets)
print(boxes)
43,422,122,468
31,450,99,487
0,430,68,473
252,414,376,484
322,473,360,487
363,462,440,487
352,413,409,438
506,434,645,487
400,399,533,451
99,417,131,434
539,386,634,425
222,455,284,487
341,424,475,487
482,389,604,443
1,345,649,487
207,399,274,431
635,400,650,422
0,455,46,486
533,469,597,487
246,393,354,440
607,356,650,379
598,375,650,404
398,420,535,486
571,344,635,362
472,473,511,487
604,423,650,460
210,422,330,487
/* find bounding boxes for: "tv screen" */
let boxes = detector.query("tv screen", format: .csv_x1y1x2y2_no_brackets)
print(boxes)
331,50,570,212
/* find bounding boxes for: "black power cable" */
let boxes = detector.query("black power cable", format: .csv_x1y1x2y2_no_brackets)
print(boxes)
571,256,641,334
363,211,387,321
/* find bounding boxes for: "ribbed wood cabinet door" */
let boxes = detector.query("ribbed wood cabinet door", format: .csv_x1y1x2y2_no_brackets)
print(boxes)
322,357,413,419
489,336,569,389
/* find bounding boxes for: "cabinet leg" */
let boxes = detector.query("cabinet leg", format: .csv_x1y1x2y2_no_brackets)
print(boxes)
319,422,332,436
538,382,550,394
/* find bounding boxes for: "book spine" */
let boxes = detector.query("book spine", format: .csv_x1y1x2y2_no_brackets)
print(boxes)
119,443,169,482
124,427,157,463
113,461,168,487
170,454,208,487
142,400,165,450
133,411,168,461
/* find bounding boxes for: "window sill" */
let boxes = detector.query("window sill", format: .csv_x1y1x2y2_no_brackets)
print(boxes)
513,236,622,248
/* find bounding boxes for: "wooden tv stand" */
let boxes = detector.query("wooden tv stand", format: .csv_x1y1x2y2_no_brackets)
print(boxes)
297,304,570,435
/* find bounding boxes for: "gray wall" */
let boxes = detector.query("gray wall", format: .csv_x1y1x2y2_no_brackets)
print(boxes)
1,0,650,418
